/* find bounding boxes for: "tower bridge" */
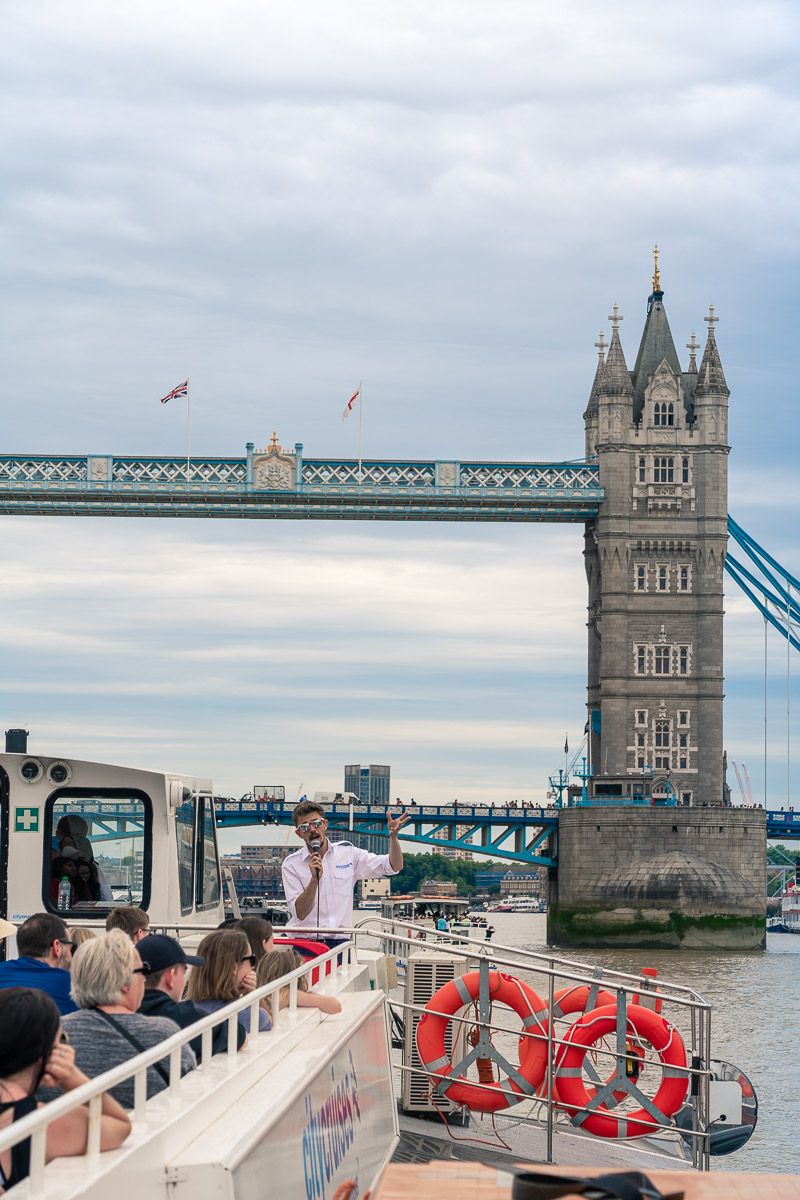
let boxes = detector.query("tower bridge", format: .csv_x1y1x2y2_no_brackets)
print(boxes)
5,256,797,948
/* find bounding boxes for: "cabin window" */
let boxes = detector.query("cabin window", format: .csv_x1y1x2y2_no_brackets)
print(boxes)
175,798,195,915
44,789,152,916
195,796,221,911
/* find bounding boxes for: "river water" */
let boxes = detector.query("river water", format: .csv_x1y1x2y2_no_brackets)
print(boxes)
472,912,796,1175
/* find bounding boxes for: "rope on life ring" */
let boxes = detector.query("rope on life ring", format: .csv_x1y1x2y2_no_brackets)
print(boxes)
554,1003,689,1139
416,970,548,1113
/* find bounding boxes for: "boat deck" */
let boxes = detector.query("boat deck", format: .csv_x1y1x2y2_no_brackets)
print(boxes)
375,1159,800,1199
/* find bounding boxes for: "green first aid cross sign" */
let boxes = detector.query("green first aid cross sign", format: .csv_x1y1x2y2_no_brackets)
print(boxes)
14,807,39,832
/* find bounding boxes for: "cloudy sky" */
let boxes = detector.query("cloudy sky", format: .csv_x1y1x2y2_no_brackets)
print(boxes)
1,0,799,851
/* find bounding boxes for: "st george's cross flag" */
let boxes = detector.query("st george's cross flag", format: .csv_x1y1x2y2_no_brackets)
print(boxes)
341,385,361,420
160,380,189,404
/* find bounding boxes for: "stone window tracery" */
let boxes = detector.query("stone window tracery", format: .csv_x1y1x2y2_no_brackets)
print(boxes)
653,457,674,483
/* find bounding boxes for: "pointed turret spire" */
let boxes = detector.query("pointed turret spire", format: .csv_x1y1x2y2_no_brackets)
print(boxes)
600,307,633,396
631,254,681,421
585,330,606,417
694,305,729,396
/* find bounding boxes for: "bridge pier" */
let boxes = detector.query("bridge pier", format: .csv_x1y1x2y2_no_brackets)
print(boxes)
548,807,766,951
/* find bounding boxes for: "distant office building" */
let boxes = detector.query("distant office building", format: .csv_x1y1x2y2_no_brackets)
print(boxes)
344,764,391,805
429,825,473,861
344,764,391,855
420,878,458,897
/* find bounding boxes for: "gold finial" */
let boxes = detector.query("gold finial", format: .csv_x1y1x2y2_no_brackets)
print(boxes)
594,330,607,359
269,430,281,452
652,243,660,292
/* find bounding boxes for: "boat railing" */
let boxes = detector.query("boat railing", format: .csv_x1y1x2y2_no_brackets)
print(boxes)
0,940,359,1196
350,917,713,1170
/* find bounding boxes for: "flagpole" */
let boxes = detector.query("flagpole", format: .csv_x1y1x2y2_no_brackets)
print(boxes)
357,378,363,485
186,377,191,481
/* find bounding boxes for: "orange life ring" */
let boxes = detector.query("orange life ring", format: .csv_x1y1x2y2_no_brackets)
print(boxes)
416,970,547,1113
554,1003,688,1139
534,984,619,1103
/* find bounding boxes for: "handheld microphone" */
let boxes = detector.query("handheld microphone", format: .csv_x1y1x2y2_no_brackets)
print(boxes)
310,837,322,878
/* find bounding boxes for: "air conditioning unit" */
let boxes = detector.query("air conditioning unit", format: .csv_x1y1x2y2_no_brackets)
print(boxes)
401,953,469,1114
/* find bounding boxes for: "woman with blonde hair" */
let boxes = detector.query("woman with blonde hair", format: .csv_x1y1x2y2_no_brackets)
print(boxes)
185,930,270,1032
68,927,97,951
255,948,341,1019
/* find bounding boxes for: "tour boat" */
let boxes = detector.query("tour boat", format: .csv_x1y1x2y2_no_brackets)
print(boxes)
0,745,756,1197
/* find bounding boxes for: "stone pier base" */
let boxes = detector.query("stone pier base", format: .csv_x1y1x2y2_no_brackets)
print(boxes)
547,807,766,951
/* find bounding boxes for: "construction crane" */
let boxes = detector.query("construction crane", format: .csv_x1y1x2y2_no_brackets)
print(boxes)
741,762,755,806
731,760,747,806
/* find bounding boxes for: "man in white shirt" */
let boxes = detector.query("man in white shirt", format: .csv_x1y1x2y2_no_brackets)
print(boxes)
281,800,409,943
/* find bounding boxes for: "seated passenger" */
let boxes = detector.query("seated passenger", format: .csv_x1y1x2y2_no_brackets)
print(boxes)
74,859,101,903
235,916,275,965
68,927,97,952
138,934,246,1059
0,988,130,1190
0,914,77,1015
185,931,271,1033
105,906,150,943
59,931,196,1108
256,948,342,1019
54,815,113,902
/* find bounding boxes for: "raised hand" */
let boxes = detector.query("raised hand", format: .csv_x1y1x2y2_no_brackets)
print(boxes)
386,807,410,835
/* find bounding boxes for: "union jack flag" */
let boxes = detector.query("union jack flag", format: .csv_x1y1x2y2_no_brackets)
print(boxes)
160,379,188,404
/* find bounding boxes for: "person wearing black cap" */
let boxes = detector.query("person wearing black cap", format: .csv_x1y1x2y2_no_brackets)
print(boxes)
137,935,246,1059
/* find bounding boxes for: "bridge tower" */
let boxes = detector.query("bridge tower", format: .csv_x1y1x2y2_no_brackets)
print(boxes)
583,256,730,807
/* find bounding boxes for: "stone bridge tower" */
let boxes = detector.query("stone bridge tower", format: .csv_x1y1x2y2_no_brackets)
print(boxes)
583,255,730,807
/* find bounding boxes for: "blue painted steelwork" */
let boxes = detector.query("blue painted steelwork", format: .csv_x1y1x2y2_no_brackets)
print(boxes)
0,447,602,522
726,516,800,650
766,811,800,839
213,798,559,866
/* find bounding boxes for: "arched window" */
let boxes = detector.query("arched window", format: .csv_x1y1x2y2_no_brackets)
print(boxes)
682,457,690,483
666,402,674,426
653,457,674,483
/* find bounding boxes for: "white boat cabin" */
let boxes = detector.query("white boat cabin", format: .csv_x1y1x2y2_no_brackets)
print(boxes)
0,747,224,945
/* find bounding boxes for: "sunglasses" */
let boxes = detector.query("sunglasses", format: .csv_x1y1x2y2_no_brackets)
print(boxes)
132,962,151,975
240,955,256,967
59,941,75,951
297,818,325,833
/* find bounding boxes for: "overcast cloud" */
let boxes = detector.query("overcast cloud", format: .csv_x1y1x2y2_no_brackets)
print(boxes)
1,0,799,847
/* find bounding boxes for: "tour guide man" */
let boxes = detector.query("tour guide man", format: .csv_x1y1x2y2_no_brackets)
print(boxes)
281,799,409,944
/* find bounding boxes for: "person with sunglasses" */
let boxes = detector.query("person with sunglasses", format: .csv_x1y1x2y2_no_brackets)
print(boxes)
185,930,271,1033
0,913,77,1015
281,800,409,947
49,931,197,1109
